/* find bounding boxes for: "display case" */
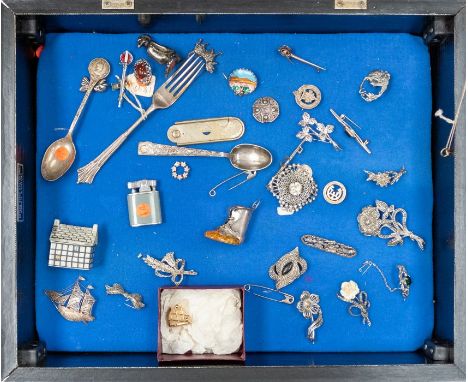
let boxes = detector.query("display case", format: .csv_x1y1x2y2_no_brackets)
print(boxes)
1,1,465,381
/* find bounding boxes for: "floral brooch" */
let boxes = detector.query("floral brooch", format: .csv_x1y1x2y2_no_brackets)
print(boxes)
357,200,425,250
297,291,323,343
337,280,371,326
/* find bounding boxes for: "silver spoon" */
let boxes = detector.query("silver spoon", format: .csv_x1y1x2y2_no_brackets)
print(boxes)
40,58,110,181
138,142,273,195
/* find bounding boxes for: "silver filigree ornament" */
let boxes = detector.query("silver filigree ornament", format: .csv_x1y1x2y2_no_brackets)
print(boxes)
193,39,221,73
268,164,318,215
359,70,391,102
45,276,96,323
364,167,406,187
297,291,323,343
269,247,307,289
105,283,145,309
138,252,197,286
337,280,371,326
357,200,425,250
298,112,341,150
359,261,411,301
293,85,321,109
252,97,280,123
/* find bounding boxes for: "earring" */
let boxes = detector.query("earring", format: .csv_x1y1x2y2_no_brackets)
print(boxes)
359,260,411,300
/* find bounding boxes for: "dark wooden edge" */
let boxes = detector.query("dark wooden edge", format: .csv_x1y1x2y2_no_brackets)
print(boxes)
0,2,465,381
453,6,466,376
1,4,19,381
1,0,465,16
5,364,466,381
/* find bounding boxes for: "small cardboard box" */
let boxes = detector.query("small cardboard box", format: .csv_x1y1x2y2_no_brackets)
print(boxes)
157,286,246,362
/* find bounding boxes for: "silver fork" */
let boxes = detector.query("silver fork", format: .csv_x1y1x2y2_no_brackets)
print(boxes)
77,52,206,184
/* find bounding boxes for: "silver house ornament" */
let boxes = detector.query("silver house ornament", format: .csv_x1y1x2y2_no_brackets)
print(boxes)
205,201,259,245
45,276,96,323
48,219,98,270
127,180,162,227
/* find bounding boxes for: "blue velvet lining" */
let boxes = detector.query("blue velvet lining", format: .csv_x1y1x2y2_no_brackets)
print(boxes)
36,33,433,352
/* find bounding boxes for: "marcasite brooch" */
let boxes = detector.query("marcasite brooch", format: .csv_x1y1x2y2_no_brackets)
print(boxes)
357,200,425,250
269,247,307,289
364,167,406,187
268,164,318,215
297,291,323,343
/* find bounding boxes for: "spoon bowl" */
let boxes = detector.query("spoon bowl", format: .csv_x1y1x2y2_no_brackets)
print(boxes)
41,135,76,181
229,144,272,171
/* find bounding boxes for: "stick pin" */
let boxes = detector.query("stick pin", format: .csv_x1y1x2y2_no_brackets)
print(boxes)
118,50,133,108
278,45,326,72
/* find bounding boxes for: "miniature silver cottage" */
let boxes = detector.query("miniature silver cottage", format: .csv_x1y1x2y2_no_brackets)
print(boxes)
48,219,98,270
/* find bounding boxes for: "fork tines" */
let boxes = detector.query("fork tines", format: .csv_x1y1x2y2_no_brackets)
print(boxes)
164,53,205,96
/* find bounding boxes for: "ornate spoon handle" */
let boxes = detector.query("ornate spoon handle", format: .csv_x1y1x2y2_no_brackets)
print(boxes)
67,82,96,138
138,142,229,158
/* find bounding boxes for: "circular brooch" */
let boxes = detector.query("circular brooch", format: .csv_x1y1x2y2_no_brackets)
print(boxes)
252,96,280,123
359,70,391,102
228,68,257,96
293,85,321,109
323,181,346,204
171,161,190,180
268,163,318,214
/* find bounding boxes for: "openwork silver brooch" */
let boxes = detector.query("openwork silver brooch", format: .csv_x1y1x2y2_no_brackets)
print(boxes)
297,291,323,343
269,247,307,289
337,280,371,326
105,283,145,309
45,276,95,323
359,70,391,102
268,164,318,215
138,252,197,286
364,167,406,187
357,200,425,250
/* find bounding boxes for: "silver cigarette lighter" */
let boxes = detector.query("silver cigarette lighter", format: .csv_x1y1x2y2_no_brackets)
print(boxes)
127,179,162,227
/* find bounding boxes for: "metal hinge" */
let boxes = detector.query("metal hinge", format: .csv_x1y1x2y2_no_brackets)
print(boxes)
18,341,46,366
17,16,44,44
423,340,454,362
423,16,454,45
